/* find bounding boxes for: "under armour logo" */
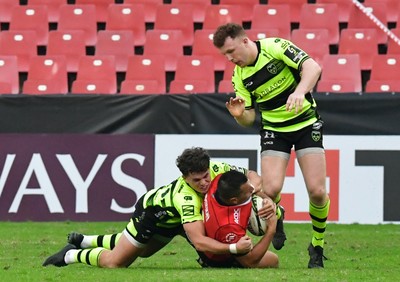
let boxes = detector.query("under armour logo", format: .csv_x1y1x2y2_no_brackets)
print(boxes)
263,131,275,139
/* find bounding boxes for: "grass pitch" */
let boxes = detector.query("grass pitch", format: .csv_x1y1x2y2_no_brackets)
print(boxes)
1,222,399,282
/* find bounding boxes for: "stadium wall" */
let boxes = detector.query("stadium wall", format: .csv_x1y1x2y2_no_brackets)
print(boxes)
0,94,399,224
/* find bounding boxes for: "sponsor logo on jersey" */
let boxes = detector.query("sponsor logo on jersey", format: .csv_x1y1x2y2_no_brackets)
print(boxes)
225,232,238,243
233,208,240,224
184,195,192,201
182,205,195,216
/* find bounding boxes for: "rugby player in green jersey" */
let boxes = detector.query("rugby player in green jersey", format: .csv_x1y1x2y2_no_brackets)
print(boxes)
213,23,330,268
43,147,265,268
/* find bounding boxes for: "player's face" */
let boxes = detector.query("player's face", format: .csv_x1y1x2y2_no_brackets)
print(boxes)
235,181,255,205
184,170,211,194
218,36,251,67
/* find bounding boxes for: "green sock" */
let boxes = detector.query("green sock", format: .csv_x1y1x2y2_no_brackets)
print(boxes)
83,233,122,249
309,199,330,248
274,193,282,220
68,248,105,266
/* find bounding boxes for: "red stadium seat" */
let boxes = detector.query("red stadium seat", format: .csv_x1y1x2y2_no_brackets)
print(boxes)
192,29,227,71
23,55,68,94
171,0,209,22
268,0,308,23
219,0,260,22
105,4,146,46
386,28,400,55
246,29,281,41
338,28,379,70
364,0,399,23
153,4,195,46
47,30,86,72
143,30,185,71
251,4,292,40
317,54,362,93
71,55,117,94
0,56,19,94
174,55,215,88
58,4,97,45
169,80,214,94
298,3,340,45
0,30,38,72
75,0,115,22
365,80,400,93
202,5,243,30
291,29,330,66
120,55,166,94
95,30,135,72
27,0,66,22
369,54,400,81
0,0,19,23
9,5,49,45
218,79,234,93
347,2,388,44
316,0,353,23
123,0,163,23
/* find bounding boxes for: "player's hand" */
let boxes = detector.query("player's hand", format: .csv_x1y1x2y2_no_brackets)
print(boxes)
258,197,276,220
236,235,253,254
225,97,245,118
286,92,305,114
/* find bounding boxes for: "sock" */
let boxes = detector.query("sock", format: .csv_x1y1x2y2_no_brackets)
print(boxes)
309,198,330,248
65,248,105,266
274,193,282,220
81,233,122,250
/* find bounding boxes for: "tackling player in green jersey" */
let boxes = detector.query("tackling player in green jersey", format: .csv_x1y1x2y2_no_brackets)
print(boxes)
213,23,330,268
43,147,265,268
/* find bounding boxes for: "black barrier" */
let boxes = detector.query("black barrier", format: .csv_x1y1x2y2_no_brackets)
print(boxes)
0,93,399,134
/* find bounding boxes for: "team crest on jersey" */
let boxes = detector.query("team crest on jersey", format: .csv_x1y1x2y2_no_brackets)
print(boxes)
267,63,278,74
182,205,195,216
212,164,220,173
311,131,321,142
225,232,238,243
184,195,192,201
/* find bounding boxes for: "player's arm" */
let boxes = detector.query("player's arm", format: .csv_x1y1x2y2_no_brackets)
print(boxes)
226,96,256,127
234,212,277,268
183,220,252,255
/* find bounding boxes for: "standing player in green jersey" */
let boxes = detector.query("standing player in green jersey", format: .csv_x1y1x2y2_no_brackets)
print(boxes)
213,23,330,268
43,147,264,268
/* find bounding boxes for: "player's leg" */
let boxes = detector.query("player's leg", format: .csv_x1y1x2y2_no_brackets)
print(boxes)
68,232,122,249
255,250,279,268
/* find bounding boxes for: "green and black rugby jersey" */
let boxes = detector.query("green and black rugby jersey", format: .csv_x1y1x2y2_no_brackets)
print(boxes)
142,161,248,228
232,38,319,132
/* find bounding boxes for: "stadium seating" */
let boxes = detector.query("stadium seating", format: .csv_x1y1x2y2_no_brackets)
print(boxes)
71,55,117,94
23,55,68,94
27,0,66,22
153,4,195,46
0,0,19,23
338,28,379,70
347,2,388,44
143,30,185,71
202,4,243,30
267,0,308,23
95,30,135,72
298,3,340,45
9,5,49,45
171,0,209,23
386,28,400,54
58,4,97,46
105,4,146,46
120,55,166,94
123,0,162,23
171,55,215,93
251,4,292,40
218,79,234,94
363,0,399,23
0,30,38,72
246,29,281,41
365,80,400,92
219,0,260,22
317,54,362,93
191,29,227,71
46,30,86,72
315,0,353,23
369,54,400,81
0,56,19,94
75,0,115,22
291,29,330,66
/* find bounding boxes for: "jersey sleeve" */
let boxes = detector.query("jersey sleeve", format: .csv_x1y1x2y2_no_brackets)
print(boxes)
232,66,254,109
209,161,248,179
173,186,204,224
266,37,310,70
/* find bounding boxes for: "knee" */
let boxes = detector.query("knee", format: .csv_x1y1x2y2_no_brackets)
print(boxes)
308,186,328,205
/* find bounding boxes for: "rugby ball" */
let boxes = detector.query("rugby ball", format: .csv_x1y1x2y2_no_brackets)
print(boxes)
247,194,267,236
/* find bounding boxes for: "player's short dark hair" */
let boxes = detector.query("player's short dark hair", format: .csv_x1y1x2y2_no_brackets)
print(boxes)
216,170,248,201
213,23,246,48
176,147,210,177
